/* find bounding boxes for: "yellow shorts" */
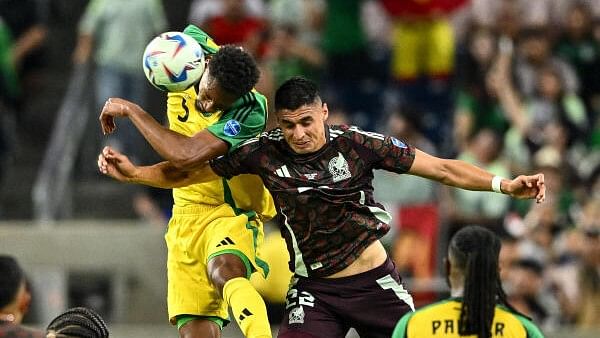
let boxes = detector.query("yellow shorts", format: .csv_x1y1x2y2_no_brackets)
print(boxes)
165,203,268,323
391,19,454,79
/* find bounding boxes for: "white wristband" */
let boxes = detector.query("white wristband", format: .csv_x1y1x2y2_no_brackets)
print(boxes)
491,176,504,194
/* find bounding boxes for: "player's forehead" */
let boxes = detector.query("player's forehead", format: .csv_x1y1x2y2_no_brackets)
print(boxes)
277,100,322,123
201,71,235,102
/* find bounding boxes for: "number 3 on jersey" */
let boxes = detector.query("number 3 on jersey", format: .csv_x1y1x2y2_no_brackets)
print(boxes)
178,97,190,122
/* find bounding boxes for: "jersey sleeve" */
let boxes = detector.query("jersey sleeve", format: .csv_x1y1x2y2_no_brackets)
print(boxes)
391,311,413,338
346,126,415,174
210,138,261,179
206,92,267,150
182,24,219,55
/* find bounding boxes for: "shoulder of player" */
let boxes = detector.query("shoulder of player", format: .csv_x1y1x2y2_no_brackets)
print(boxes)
235,128,281,149
329,124,386,142
226,91,267,122
261,128,284,143
496,304,544,333
411,298,460,317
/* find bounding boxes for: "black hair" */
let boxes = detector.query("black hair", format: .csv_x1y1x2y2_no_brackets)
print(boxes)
46,307,109,338
449,226,515,338
513,258,544,276
0,255,24,309
274,76,320,112
209,45,259,98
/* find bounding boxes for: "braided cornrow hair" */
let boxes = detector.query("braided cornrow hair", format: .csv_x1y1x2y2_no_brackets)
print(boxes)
449,226,516,338
46,307,109,338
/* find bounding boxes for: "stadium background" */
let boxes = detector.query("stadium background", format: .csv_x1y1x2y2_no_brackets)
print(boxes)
0,0,599,337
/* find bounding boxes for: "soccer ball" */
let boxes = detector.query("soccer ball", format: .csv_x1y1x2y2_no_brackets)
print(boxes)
142,31,205,92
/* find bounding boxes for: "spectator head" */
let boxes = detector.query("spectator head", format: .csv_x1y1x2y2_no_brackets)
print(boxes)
536,65,564,100
0,255,31,324
566,2,592,39
468,27,497,67
388,104,425,141
46,307,109,338
519,26,552,64
468,128,503,165
509,258,545,297
196,45,260,113
223,0,248,21
496,2,521,39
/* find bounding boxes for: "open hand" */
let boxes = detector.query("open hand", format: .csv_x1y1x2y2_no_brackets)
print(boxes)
99,98,138,135
97,146,138,182
505,173,545,203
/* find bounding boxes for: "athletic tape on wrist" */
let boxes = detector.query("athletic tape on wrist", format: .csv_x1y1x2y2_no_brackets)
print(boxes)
492,176,504,194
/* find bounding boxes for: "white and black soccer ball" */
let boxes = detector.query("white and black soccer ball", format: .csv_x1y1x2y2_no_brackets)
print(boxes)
142,31,205,92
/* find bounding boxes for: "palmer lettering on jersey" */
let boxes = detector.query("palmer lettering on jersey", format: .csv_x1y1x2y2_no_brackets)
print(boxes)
431,319,505,336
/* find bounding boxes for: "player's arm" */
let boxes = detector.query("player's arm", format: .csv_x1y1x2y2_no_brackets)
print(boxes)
98,146,218,188
408,149,545,202
182,24,220,55
355,128,545,202
99,97,229,170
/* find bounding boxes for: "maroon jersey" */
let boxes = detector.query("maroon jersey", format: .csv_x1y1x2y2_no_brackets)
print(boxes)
210,125,415,277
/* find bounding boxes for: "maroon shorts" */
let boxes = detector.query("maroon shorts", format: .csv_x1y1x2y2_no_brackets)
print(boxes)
277,257,414,338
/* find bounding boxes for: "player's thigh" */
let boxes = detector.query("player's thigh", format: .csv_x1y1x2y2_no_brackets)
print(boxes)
351,268,414,338
277,280,349,338
165,209,233,322
204,214,269,280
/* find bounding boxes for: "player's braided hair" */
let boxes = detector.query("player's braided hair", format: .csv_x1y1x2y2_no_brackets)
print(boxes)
209,45,259,99
449,226,515,338
0,255,24,309
275,76,320,112
46,307,109,338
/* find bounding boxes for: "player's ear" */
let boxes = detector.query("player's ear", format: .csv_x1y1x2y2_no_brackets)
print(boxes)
322,103,329,121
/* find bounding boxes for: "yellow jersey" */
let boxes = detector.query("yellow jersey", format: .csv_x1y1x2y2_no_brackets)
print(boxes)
393,298,545,338
167,86,276,221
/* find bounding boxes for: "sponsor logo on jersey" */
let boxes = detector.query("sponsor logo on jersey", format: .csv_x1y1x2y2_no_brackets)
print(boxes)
328,152,351,182
302,173,318,180
391,137,407,148
223,119,241,137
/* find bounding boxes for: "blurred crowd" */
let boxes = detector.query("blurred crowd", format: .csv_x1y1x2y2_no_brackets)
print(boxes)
0,0,599,334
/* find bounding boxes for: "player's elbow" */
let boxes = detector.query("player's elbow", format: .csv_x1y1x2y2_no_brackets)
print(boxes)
170,156,199,171
166,146,204,171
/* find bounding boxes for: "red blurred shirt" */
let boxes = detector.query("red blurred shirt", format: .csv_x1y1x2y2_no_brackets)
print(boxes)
382,0,468,18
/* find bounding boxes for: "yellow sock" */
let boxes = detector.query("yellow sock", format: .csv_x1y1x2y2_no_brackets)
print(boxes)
223,277,272,338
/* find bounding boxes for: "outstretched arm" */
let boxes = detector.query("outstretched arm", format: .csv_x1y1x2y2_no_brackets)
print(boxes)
97,146,219,188
99,98,228,170
409,149,545,202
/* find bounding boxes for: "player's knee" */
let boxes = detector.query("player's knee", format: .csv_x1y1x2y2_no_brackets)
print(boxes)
208,253,247,294
178,318,220,338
